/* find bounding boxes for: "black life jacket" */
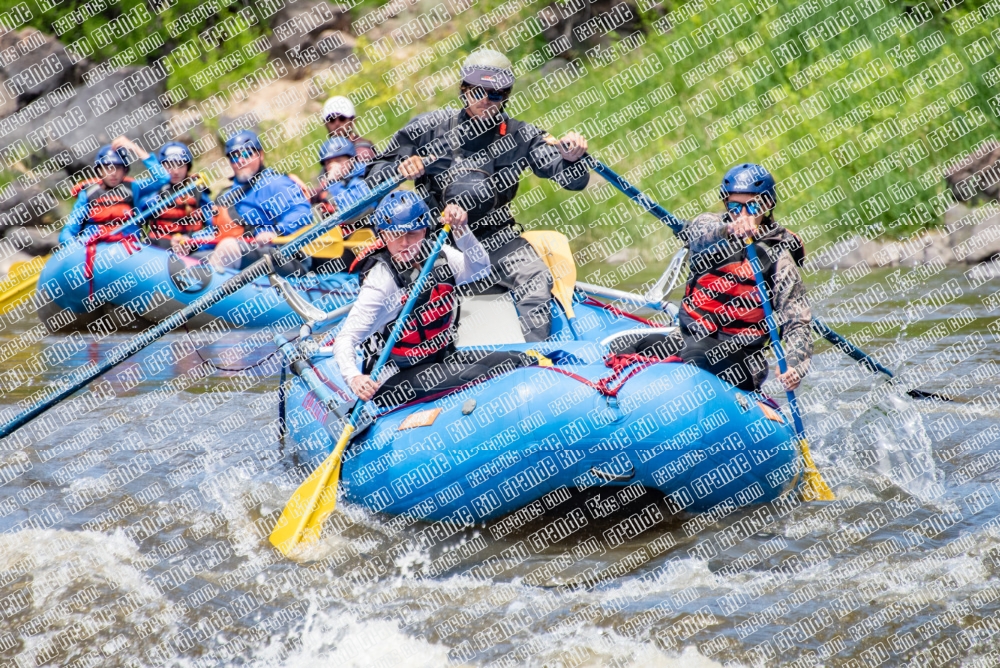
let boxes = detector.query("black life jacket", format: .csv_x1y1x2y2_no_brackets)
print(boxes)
359,249,458,370
146,175,207,237
427,109,522,237
680,225,805,344
72,178,135,227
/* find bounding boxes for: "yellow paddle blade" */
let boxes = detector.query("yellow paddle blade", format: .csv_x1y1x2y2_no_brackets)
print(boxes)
343,227,376,249
798,438,835,501
521,230,576,319
274,224,346,259
269,423,354,557
0,255,48,315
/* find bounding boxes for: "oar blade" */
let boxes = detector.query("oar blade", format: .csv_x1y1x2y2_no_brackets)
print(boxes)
797,438,835,501
0,256,48,315
269,426,351,556
521,230,577,319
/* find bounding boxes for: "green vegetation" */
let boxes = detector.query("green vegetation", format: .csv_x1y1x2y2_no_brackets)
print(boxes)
25,0,1000,265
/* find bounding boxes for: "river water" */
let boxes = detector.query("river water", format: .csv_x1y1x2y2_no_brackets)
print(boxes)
0,265,998,667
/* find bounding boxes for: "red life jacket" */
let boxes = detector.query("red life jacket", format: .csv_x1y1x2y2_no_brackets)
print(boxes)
147,176,207,237
360,250,458,370
680,227,805,342
72,177,135,227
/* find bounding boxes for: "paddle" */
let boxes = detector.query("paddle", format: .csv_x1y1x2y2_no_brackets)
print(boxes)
273,225,375,259
268,222,454,557
0,255,49,315
0,175,402,441
521,230,581,339
811,319,951,401
744,238,835,501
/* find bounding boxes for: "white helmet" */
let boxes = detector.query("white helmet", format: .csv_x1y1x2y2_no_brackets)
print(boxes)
322,96,356,121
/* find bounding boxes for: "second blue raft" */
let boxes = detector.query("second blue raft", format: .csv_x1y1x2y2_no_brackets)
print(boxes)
35,241,359,332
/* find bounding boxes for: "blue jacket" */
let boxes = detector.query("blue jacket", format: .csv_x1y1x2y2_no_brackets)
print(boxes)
58,156,170,245
321,164,373,213
216,168,314,237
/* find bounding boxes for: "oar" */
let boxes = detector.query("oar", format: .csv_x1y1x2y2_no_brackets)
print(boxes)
273,225,376,260
542,135,684,234
0,176,401,441
269,222,454,557
0,255,49,314
521,230,580,339
811,319,951,401
744,239,835,501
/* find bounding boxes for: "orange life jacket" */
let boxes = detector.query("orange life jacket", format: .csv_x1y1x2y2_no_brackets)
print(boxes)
72,177,135,227
147,176,207,237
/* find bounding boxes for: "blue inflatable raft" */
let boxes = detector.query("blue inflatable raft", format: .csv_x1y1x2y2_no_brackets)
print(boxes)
35,241,359,332
280,295,802,524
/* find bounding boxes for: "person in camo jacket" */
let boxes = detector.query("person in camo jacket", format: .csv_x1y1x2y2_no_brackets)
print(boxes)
643,163,813,394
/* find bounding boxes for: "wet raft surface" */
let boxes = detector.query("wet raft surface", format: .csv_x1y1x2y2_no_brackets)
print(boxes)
1,267,999,667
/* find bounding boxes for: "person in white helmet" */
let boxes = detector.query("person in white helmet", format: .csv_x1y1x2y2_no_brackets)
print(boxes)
322,95,376,163
366,49,589,342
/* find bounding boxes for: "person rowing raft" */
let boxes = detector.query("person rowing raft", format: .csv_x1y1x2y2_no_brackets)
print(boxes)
643,163,812,393
334,190,533,409
140,141,215,257
367,49,590,342
313,137,372,216
208,130,314,276
58,137,169,246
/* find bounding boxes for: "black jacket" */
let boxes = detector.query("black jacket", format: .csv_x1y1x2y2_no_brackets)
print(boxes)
366,108,590,240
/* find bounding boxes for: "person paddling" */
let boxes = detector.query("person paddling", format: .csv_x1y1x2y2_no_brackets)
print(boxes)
208,130,314,276
58,137,169,245
322,96,376,164
656,164,812,393
313,137,371,215
333,191,497,409
140,142,215,256
367,49,589,342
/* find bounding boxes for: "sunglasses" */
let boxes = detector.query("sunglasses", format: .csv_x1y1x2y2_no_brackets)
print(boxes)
227,149,258,163
726,200,766,216
325,115,353,123
466,87,510,103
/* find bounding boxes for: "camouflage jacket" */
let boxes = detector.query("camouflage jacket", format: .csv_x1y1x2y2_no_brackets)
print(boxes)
676,212,813,386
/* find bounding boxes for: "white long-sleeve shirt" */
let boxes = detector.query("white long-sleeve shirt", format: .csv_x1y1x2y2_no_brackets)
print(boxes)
334,231,490,382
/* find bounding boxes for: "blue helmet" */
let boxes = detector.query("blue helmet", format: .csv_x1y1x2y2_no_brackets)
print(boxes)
224,130,263,157
720,163,777,207
373,190,431,233
94,145,130,172
158,141,193,165
319,137,356,164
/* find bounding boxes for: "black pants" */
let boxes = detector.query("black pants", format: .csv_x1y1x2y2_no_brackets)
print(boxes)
626,330,767,393
372,349,535,410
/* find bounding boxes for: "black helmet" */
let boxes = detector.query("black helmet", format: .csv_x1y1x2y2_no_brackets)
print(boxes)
442,169,497,225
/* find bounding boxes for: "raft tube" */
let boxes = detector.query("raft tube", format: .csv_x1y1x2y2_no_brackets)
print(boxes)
282,336,801,524
35,241,359,332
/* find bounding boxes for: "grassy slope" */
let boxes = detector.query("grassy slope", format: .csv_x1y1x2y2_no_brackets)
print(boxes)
20,0,1000,280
